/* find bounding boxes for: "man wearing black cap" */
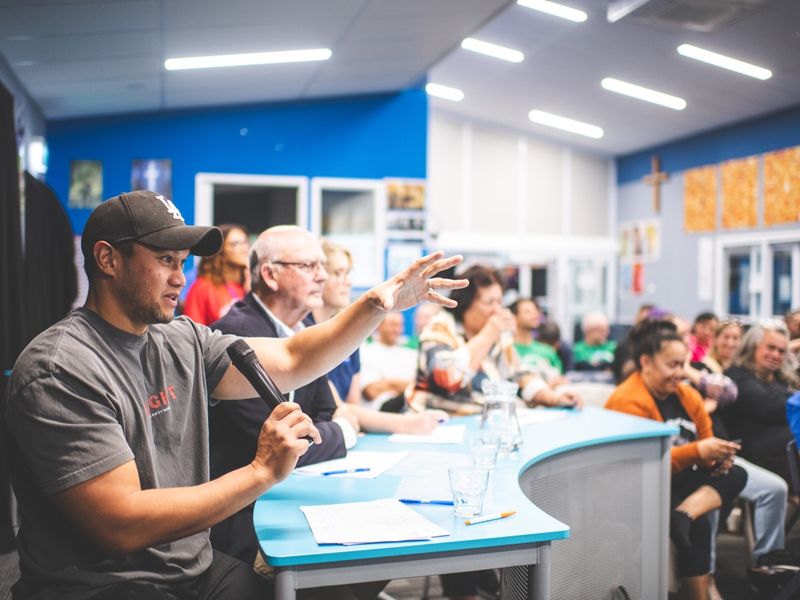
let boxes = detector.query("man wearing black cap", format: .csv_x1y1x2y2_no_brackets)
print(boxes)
4,190,466,600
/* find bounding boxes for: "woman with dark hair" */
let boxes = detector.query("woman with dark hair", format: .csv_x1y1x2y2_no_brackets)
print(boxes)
719,320,800,484
606,319,746,600
183,223,250,325
411,265,580,415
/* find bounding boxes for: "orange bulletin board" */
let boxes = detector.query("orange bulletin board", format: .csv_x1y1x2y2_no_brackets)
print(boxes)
721,156,758,229
683,165,717,232
764,146,800,226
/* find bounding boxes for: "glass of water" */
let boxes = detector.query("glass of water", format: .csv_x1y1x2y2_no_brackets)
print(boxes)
469,431,501,470
448,466,490,518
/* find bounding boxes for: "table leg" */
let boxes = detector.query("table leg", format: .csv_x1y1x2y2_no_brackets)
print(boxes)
275,569,296,600
528,543,551,599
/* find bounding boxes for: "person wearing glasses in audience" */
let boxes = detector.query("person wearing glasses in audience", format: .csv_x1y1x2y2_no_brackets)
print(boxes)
719,320,800,485
307,239,447,431
183,223,250,325
411,265,581,418
606,319,746,600
4,191,465,600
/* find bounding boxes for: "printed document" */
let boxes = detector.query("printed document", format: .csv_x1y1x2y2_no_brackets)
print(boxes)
300,498,450,545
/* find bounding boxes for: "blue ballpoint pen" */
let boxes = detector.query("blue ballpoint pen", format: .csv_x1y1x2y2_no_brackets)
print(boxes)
321,467,371,476
398,499,454,506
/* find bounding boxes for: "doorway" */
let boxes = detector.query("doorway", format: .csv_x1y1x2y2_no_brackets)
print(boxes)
194,173,308,232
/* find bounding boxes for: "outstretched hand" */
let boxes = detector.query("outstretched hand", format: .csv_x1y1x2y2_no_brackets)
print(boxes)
369,251,467,313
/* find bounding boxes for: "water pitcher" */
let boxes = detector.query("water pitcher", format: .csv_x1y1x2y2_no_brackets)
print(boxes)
479,379,522,455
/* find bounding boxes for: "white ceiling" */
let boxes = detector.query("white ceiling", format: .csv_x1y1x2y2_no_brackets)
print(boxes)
0,0,798,157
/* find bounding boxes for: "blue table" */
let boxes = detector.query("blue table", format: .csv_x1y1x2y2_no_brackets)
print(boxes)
254,406,675,599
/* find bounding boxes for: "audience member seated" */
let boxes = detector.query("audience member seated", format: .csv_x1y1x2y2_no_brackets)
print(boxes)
360,312,418,410
311,239,447,433
538,320,571,374
688,311,719,363
573,311,616,374
405,302,441,350
606,319,746,600
720,320,800,485
688,320,789,571
612,304,666,383
208,226,355,563
411,265,580,416
183,223,250,325
510,297,563,379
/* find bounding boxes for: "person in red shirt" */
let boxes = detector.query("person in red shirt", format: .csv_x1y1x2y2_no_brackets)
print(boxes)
183,224,250,325
688,311,719,362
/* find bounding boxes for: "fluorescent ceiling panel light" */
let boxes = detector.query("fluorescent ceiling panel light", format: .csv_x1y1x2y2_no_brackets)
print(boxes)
601,77,686,110
164,48,332,71
517,0,588,22
677,44,772,80
425,83,464,102
461,38,524,63
528,109,603,139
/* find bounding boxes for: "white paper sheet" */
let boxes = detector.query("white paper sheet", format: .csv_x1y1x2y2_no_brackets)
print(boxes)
388,424,466,444
294,451,408,478
300,498,451,545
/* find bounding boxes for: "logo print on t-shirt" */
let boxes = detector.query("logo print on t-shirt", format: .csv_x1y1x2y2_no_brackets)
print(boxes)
156,194,184,222
146,385,176,417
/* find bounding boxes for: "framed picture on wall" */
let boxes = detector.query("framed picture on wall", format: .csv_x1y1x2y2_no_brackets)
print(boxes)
68,160,103,209
386,178,426,241
131,158,172,199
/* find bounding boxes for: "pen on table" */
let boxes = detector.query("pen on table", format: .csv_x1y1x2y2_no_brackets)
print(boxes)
321,468,371,476
464,511,516,525
399,499,454,506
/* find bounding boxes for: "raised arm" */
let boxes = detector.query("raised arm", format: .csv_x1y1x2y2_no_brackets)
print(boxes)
213,252,466,399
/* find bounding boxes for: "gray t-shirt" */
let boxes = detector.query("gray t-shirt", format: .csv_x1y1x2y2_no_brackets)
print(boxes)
4,308,237,599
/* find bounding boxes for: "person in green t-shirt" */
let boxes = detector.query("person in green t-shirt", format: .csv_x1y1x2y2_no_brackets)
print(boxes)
510,298,563,376
573,311,616,372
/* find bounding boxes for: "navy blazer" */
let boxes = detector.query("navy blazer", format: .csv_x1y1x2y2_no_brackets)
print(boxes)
208,292,346,561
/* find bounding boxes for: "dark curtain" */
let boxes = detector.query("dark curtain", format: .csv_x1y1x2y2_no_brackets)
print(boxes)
0,83,25,550
23,171,77,340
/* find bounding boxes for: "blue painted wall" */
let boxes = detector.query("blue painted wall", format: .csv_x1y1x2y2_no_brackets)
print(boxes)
46,89,428,234
617,103,800,184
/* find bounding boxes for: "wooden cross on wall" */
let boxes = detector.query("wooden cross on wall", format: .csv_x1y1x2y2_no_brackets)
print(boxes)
644,155,668,212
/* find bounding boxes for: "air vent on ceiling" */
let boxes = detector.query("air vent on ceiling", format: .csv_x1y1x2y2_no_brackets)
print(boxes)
607,0,767,32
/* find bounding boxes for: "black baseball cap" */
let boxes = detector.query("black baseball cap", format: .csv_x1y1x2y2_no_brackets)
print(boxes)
81,191,223,261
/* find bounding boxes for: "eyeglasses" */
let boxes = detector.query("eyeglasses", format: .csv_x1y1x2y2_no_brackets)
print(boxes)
270,260,327,274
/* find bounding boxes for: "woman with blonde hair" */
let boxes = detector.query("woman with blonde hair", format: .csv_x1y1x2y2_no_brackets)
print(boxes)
183,224,250,325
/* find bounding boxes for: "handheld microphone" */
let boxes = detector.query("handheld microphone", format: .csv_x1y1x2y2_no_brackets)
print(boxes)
226,339,314,445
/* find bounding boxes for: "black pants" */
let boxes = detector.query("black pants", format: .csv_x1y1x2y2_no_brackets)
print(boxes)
85,551,272,600
671,464,748,578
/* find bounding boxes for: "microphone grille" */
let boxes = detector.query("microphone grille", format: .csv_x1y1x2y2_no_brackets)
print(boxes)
226,339,256,366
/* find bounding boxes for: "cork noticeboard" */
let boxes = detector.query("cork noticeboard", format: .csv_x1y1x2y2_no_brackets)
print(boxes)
683,165,717,232
721,156,758,229
764,146,800,226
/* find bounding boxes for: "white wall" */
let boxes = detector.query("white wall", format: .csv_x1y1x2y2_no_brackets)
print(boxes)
427,109,611,239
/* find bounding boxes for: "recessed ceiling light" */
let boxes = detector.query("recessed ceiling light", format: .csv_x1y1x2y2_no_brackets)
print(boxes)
461,38,524,63
425,83,464,102
517,0,588,22
601,77,686,110
528,109,603,139
164,48,332,71
677,44,772,80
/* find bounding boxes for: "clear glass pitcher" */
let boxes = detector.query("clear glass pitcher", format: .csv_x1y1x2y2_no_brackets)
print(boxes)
479,379,522,455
